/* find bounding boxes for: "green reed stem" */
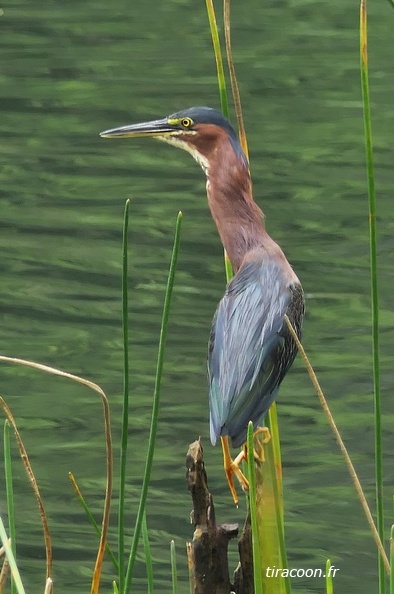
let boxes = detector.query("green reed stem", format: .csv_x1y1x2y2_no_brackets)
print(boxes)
4,421,17,594
224,254,234,282
123,212,182,594
223,0,249,162
204,0,235,281
390,525,394,594
204,0,229,119
247,421,264,594
68,472,118,571
360,4,384,593
118,198,131,591
142,512,154,594
265,410,291,594
0,517,25,594
170,540,178,594
325,560,334,594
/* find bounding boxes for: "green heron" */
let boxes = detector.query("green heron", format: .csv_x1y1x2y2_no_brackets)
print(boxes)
100,107,305,505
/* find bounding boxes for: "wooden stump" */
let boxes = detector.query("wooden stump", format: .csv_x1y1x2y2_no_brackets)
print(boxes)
186,439,253,594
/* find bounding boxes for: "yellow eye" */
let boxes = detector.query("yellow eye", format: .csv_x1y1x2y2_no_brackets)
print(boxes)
181,117,193,128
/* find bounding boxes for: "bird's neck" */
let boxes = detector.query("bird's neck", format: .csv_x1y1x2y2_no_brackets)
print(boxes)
205,140,270,272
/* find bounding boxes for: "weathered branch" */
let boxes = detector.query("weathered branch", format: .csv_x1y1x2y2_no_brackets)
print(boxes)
186,439,253,594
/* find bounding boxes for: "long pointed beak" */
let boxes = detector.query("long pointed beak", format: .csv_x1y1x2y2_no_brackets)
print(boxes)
100,117,176,139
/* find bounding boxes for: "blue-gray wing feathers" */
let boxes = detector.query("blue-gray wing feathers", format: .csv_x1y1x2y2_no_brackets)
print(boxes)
208,258,303,448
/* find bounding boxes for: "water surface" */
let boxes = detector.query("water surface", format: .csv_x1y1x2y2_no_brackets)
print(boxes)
1,1,394,593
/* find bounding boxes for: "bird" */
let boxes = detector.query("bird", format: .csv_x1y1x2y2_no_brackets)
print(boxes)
100,106,305,505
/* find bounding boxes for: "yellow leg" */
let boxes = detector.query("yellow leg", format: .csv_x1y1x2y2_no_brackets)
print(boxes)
233,443,247,467
220,436,249,506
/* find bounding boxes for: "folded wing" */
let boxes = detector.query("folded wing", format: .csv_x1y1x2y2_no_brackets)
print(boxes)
208,258,303,448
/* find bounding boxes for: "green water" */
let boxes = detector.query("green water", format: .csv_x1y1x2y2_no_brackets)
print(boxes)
1,1,394,592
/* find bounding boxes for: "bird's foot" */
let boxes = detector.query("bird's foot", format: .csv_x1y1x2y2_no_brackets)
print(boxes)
253,426,271,462
220,428,271,505
221,436,249,506
224,461,249,507
233,427,271,464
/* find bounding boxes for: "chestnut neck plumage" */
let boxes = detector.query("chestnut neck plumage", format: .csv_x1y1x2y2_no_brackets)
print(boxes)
190,127,277,272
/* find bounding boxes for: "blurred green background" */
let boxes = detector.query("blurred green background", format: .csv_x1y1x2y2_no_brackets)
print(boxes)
1,1,393,592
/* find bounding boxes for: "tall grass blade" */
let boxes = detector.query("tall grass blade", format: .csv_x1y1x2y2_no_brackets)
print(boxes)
224,253,233,283
223,0,249,161
0,518,25,594
253,429,287,594
3,421,17,594
123,212,182,594
142,512,154,594
119,198,131,591
0,549,10,594
266,405,284,526
43,578,53,594
204,0,229,119
390,525,393,594
247,422,264,594
325,560,334,594
204,0,233,280
263,411,291,594
0,397,52,581
0,358,113,594
359,3,385,592
170,540,178,594
68,472,118,571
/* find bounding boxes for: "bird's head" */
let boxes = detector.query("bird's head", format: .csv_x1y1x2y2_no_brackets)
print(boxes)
100,106,247,174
